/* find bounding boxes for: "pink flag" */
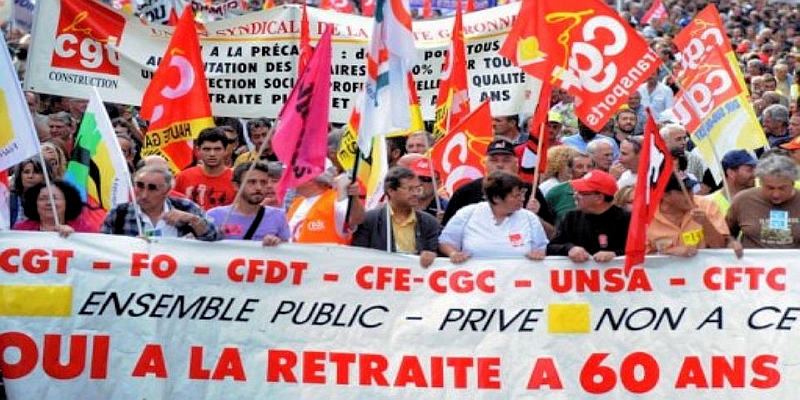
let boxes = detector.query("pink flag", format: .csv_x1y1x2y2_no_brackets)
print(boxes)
272,27,333,203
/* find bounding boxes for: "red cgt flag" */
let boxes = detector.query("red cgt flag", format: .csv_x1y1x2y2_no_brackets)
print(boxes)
624,111,673,274
140,6,214,171
431,100,494,195
433,0,470,142
499,0,661,132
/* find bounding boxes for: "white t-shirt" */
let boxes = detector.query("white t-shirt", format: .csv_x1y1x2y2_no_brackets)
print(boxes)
439,202,549,258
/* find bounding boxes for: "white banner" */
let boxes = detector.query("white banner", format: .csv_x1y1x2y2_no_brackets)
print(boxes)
24,0,537,123
12,0,34,32
0,232,796,399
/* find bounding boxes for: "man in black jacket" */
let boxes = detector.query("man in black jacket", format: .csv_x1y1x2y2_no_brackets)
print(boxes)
352,166,441,268
547,170,630,263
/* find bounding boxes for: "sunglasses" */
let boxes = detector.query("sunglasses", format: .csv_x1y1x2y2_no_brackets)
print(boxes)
135,181,162,191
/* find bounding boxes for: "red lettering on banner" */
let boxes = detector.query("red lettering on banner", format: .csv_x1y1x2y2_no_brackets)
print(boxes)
355,266,412,291
526,357,564,389
702,267,785,291
429,270,495,294
189,346,246,381
227,259,308,284
131,344,168,378
130,253,178,278
550,268,652,293
0,248,74,274
0,332,109,380
266,350,501,388
674,355,780,389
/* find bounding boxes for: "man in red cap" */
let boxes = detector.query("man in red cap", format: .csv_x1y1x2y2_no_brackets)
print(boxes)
546,170,630,263
409,157,449,223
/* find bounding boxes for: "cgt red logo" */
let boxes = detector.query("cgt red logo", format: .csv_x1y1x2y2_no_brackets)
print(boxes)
52,0,125,75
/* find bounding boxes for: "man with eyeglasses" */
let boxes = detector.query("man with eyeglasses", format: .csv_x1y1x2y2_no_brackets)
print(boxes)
352,166,441,268
547,170,630,263
408,158,448,222
101,165,221,241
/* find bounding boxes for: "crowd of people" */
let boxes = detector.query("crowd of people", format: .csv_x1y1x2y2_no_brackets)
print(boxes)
3,0,800,396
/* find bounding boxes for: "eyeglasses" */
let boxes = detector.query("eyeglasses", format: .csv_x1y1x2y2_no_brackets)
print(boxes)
419,176,433,183
397,186,424,195
135,181,162,191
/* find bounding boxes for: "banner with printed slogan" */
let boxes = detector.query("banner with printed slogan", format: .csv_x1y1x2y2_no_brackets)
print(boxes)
0,232,799,398
24,0,538,122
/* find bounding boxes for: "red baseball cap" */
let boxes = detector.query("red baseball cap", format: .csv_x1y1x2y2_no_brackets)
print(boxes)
569,170,618,197
409,157,434,177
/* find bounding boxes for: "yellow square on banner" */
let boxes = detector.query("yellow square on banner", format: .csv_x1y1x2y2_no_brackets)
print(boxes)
548,303,591,333
0,285,72,317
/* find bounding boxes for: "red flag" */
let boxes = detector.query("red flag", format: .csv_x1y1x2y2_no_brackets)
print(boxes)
641,0,667,25
431,100,494,195
433,0,470,141
362,0,376,16
624,111,673,273
517,83,552,182
167,7,179,26
499,0,660,132
140,6,214,171
298,2,313,76
466,0,474,12
321,0,355,13
422,0,433,18
272,27,333,204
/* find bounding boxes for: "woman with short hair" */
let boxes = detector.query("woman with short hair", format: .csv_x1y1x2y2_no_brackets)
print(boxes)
439,171,549,264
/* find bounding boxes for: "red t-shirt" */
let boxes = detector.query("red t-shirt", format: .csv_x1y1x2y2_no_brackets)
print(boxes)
174,166,236,210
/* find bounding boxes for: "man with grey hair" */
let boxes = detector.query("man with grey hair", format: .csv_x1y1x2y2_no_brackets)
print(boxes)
285,167,365,244
762,104,791,147
586,140,614,172
101,165,221,240
726,154,800,248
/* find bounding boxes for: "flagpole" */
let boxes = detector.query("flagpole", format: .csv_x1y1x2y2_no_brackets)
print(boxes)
38,151,62,228
421,133,442,213
343,146,362,234
531,122,547,190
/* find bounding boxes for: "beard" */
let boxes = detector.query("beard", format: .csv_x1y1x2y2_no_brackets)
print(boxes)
243,192,265,205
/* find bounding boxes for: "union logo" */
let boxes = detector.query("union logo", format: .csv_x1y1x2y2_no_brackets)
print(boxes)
51,0,126,75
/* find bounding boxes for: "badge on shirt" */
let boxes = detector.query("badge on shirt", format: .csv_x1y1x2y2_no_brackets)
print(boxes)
681,229,704,246
509,233,523,247
598,234,608,249
769,210,789,230
145,228,162,237
223,224,243,236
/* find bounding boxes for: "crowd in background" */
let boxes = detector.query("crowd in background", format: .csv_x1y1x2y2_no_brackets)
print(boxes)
2,0,800,396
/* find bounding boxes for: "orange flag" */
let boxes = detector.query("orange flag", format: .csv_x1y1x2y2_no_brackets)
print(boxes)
431,99,494,195
499,0,660,132
140,6,215,171
433,0,469,141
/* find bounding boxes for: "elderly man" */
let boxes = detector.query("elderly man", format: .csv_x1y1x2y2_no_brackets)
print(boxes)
352,166,441,268
101,166,221,240
727,154,800,248
587,140,614,172
762,104,791,147
547,170,630,263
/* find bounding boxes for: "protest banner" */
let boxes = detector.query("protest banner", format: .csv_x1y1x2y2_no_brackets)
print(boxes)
24,0,537,123
0,231,796,399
